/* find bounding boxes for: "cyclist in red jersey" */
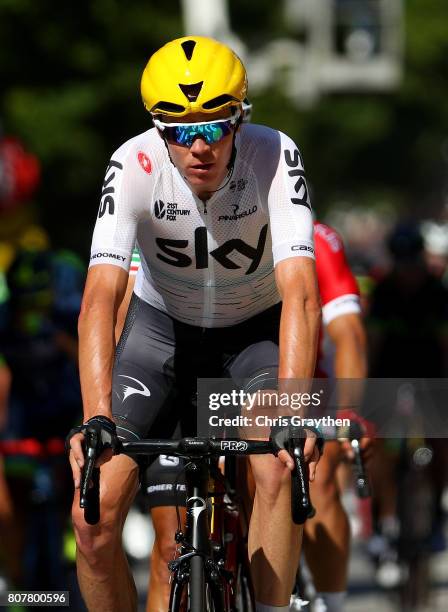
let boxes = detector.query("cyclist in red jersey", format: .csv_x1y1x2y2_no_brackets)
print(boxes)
303,222,368,612
117,220,369,612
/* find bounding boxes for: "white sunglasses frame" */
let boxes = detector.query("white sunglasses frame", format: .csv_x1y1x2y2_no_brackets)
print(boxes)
152,109,241,133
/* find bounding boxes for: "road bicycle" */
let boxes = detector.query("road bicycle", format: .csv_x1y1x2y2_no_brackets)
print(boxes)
79,431,314,611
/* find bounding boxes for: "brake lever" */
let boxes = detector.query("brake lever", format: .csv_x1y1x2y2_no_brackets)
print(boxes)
348,421,370,499
289,432,315,524
80,428,101,524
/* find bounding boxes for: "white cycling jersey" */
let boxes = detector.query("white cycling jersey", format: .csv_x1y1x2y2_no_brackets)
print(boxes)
90,123,314,327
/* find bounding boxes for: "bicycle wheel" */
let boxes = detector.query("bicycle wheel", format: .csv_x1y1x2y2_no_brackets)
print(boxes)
189,554,206,611
397,443,434,610
234,561,255,611
187,569,224,612
169,576,186,612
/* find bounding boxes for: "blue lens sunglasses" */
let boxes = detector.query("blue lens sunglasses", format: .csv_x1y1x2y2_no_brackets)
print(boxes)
153,113,240,147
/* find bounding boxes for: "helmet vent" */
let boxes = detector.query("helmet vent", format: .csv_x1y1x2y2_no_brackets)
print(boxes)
154,101,186,114
179,81,203,102
181,40,196,60
203,94,236,110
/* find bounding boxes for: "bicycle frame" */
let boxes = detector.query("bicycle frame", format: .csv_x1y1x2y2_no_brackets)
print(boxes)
168,457,226,611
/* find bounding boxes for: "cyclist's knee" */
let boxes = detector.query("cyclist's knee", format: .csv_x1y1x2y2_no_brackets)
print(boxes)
72,504,120,563
250,455,290,504
151,535,176,581
151,506,179,568
310,476,340,514
310,443,341,511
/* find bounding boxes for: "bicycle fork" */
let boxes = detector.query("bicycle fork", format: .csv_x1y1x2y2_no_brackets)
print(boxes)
169,461,225,611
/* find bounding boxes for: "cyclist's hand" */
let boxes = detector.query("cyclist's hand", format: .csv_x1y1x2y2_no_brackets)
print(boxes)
337,409,376,463
272,426,323,481
277,430,321,480
66,416,118,488
67,431,85,489
340,437,374,462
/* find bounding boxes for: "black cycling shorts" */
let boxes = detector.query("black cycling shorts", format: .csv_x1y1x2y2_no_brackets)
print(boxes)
112,295,281,445
143,454,186,509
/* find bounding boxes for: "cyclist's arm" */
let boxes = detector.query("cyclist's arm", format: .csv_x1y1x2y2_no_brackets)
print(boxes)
275,258,321,475
80,141,149,417
315,222,367,381
78,264,128,420
260,130,321,473
266,131,319,379
327,313,367,379
275,257,321,380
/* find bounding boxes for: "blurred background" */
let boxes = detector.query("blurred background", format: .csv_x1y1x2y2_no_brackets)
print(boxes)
0,0,447,610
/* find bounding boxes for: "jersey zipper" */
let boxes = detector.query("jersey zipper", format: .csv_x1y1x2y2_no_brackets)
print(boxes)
197,197,213,327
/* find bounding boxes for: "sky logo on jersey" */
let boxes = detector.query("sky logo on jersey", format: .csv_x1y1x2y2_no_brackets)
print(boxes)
119,375,151,402
98,159,123,218
156,224,268,274
284,149,310,209
137,151,152,174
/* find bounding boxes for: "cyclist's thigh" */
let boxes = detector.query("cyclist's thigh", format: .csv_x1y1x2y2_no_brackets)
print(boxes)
112,295,177,443
227,340,279,392
228,338,283,487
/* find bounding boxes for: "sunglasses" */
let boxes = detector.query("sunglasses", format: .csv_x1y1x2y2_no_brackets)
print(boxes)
153,114,240,147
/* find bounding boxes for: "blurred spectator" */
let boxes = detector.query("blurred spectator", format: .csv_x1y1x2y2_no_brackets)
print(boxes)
2,232,84,438
420,220,448,285
0,230,85,591
0,136,40,213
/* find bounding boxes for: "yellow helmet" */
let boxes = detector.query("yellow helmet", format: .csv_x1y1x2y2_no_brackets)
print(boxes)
141,36,247,118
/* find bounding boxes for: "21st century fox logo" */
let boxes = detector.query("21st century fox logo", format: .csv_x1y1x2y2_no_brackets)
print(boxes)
154,200,190,222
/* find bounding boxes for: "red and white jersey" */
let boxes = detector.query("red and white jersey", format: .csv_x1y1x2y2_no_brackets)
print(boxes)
314,222,361,376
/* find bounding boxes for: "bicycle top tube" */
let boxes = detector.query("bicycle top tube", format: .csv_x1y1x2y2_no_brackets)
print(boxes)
118,437,274,459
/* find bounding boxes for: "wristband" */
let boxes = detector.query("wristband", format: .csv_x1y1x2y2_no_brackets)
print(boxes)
65,415,119,455
270,418,324,456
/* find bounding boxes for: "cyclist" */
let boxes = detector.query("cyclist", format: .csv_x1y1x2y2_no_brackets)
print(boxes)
367,222,448,585
303,222,368,611
68,36,322,612
123,220,368,612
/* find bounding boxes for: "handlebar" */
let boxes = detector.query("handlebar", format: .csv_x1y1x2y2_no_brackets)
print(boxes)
79,434,315,526
345,421,371,498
